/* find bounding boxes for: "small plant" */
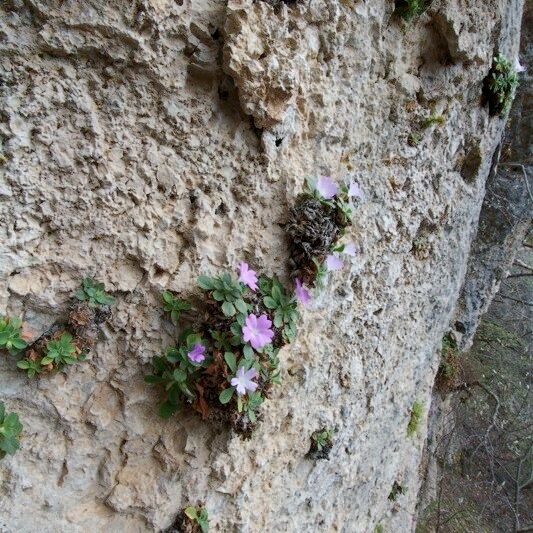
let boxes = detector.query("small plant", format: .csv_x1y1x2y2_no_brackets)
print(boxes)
75,278,115,307
42,333,81,368
259,276,299,342
0,317,27,354
307,427,334,460
197,273,248,317
407,400,424,437
162,291,191,324
388,481,406,501
395,0,431,21
484,54,519,116
16,279,112,378
0,402,23,460
183,505,209,532
408,132,421,146
421,113,445,128
436,333,460,391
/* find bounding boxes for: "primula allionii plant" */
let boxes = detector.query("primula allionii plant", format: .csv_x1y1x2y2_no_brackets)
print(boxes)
308,427,334,460
16,279,113,378
146,263,288,436
484,54,519,116
0,317,27,354
287,176,362,290
0,402,23,460
75,278,115,307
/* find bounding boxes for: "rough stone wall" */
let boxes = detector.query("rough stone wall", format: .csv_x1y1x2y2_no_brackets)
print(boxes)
0,1,524,532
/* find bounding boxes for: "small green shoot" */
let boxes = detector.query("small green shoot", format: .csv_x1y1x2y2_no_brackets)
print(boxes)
75,278,115,307
162,292,191,324
184,505,209,532
42,333,80,368
0,402,23,460
0,317,27,354
197,273,248,317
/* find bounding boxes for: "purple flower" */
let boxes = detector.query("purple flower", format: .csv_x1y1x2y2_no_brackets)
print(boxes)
343,242,357,257
295,278,312,306
348,179,364,201
231,367,258,396
242,313,274,350
315,176,338,200
187,343,206,363
326,254,344,271
238,262,258,291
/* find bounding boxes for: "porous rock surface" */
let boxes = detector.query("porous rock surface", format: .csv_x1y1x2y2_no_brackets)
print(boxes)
0,1,524,532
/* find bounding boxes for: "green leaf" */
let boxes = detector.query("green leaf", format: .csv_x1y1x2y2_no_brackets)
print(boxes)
224,352,237,373
11,338,27,350
212,290,225,302
243,345,254,359
199,518,209,533
248,409,257,423
263,297,277,309
173,369,187,382
197,276,214,290
230,322,241,336
234,299,248,314
158,401,177,419
271,284,282,302
184,507,198,520
63,356,77,365
273,312,283,328
236,313,245,326
219,387,235,404
40,356,53,365
16,360,30,370
0,436,19,455
0,403,4,423
222,302,236,317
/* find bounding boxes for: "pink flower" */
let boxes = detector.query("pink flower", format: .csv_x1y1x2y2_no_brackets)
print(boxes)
231,367,258,396
242,313,274,350
316,176,338,200
348,179,364,201
343,242,357,256
326,254,344,271
515,57,526,73
188,343,206,363
238,262,258,291
295,278,312,306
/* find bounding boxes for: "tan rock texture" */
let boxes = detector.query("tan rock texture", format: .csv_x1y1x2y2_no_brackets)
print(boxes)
0,0,524,532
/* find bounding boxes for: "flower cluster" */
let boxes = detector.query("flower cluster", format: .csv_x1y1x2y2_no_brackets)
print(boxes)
147,176,363,436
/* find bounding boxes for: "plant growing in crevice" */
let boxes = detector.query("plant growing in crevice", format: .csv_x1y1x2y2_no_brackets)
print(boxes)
0,317,27,354
483,54,519,116
435,333,460,392
75,277,116,307
421,113,445,129
146,263,286,437
16,279,114,378
307,427,334,460
0,402,23,460
287,176,362,289
388,481,406,501
407,400,424,437
165,504,209,533
394,0,431,21
147,176,362,436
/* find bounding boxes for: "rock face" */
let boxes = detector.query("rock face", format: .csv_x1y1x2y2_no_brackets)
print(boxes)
0,1,524,532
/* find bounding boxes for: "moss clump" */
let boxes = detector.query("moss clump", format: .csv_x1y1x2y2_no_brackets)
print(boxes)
407,400,424,437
